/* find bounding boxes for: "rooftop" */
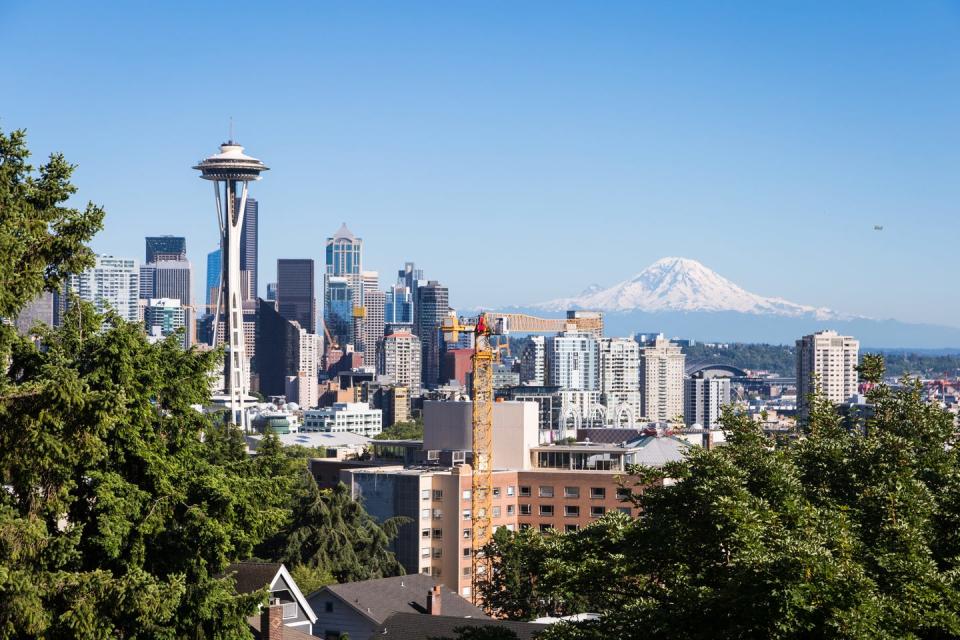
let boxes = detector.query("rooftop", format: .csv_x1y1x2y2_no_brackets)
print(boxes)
374,612,544,640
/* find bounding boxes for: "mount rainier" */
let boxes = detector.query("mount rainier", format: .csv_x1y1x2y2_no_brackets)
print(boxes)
503,257,960,348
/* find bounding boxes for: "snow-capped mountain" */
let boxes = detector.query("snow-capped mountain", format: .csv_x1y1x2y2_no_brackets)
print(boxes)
536,257,845,320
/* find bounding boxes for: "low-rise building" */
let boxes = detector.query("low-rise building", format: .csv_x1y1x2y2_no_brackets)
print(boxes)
303,402,383,436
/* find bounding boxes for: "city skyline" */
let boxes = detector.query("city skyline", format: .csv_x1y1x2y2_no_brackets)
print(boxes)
4,2,959,327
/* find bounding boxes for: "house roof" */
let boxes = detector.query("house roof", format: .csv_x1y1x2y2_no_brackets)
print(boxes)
224,562,317,625
374,612,544,639
310,573,488,625
247,615,316,640
627,435,689,467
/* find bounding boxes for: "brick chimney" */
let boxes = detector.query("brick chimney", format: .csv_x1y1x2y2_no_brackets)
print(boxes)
426,585,442,616
261,601,284,640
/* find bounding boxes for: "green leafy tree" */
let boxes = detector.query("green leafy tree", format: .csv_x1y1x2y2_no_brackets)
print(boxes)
485,365,960,639
374,419,424,440
261,475,409,584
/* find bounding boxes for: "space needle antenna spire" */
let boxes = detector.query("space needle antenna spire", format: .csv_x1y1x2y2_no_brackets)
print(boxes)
193,137,269,431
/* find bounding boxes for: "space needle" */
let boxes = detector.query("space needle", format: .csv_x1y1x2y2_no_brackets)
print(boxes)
194,138,268,430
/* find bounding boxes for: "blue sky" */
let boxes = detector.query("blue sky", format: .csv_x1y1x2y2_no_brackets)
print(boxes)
3,1,959,325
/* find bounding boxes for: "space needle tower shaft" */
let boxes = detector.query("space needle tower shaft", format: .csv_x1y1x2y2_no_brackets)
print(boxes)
193,139,268,430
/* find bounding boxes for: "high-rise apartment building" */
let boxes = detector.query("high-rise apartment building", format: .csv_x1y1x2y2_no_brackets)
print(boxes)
796,330,860,416
152,260,192,305
206,248,221,307
414,281,449,388
360,271,385,362
68,255,139,322
684,374,731,429
385,282,413,325
277,258,316,333
324,223,362,348
519,336,546,386
239,197,258,300
15,292,56,335
639,335,686,422
379,331,422,395
145,236,187,263
599,337,641,425
546,331,600,391
144,298,187,347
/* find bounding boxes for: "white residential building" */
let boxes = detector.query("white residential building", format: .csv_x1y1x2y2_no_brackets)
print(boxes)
684,374,731,429
546,331,599,391
639,335,686,422
69,255,139,322
144,298,186,347
796,330,860,415
599,337,641,426
303,402,383,436
379,331,422,395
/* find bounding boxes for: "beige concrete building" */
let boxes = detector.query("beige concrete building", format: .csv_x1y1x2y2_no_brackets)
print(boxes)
639,335,686,422
380,331,422,395
599,337,641,426
796,330,859,415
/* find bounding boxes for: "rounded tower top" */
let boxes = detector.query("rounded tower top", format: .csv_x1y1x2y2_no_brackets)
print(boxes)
193,141,269,181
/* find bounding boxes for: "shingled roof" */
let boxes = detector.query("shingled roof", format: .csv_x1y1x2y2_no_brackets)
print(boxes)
225,562,283,595
374,612,544,639
317,573,487,624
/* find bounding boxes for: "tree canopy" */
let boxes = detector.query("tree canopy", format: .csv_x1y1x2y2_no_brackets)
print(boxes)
480,363,960,639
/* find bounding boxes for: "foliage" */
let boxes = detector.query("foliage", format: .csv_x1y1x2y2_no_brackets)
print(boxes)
0,305,291,638
0,128,104,322
288,564,336,597
374,419,424,440
683,342,960,378
259,475,410,584
483,367,960,639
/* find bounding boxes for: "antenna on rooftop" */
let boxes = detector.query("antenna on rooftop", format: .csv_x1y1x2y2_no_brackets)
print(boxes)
228,116,234,143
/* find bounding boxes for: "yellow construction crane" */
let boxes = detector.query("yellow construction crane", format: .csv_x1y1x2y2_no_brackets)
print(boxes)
441,310,602,602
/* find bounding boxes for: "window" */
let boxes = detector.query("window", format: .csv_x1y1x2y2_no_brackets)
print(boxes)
519,504,532,515
539,505,554,516
590,487,606,499
591,506,606,518
432,528,443,539
432,509,443,519
422,528,430,538
463,528,471,538
421,547,430,558
564,486,580,498
564,505,580,517
565,524,579,533
324,602,333,613
463,490,472,500
539,524,553,533
520,523,532,531
463,509,472,520
618,507,631,515
519,486,531,497
462,587,471,597
463,567,472,576
463,547,471,557
507,486,515,496
539,486,554,498
493,487,501,498
433,489,444,500
507,504,515,515
492,506,501,517
616,487,631,500
421,567,430,575
421,489,430,500
433,548,442,558
421,509,430,520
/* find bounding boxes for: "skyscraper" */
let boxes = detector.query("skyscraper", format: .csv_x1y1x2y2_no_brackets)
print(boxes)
323,223,362,347
277,258,315,333
152,260,192,306
206,248,221,308
599,337,641,425
384,282,413,325
519,335,546,386
361,271,385,362
239,197,258,300
145,236,187,263
796,330,860,416
414,281,448,388
68,255,140,322
379,330,422,395
546,331,600,391
144,298,187,347
639,335,686,422
684,374,731,429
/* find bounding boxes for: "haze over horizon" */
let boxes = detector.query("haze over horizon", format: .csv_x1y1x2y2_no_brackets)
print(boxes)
3,1,958,326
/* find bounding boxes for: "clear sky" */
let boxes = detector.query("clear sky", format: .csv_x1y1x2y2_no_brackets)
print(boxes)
3,1,958,326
